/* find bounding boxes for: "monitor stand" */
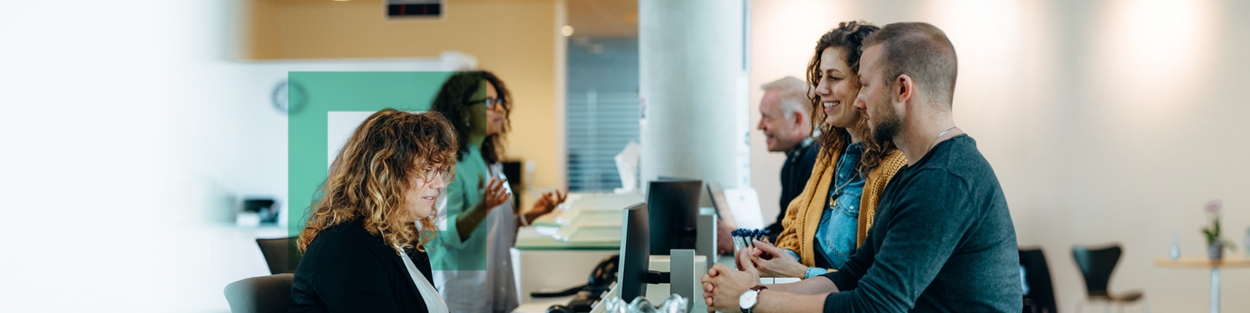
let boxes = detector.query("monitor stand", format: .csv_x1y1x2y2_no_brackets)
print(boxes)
587,251,708,313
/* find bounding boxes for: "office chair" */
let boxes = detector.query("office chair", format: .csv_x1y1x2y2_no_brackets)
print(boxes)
223,274,294,313
256,236,300,274
1072,244,1148,313
1019,248,1057,313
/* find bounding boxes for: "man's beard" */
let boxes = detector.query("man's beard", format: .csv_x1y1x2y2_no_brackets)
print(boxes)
871,104,902,144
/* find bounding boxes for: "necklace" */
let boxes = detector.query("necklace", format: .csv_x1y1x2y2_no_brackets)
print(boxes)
827,144,863,210
829,175,855,206
828,177,857,210
924,126,959,157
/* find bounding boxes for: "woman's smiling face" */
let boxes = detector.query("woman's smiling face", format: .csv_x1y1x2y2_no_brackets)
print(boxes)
813,47,863,129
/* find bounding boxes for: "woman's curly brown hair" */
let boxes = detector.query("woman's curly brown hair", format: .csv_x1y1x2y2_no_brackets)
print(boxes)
429,70,512,164
805,21,896,175
296,109,459,255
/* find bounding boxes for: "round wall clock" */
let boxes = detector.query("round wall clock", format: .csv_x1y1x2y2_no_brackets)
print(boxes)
271,79,307,114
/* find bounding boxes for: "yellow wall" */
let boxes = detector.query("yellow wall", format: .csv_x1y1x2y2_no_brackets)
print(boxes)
247,0,566,194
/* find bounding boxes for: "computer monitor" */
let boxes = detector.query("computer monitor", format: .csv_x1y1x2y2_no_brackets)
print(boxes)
706,182,736,229
646,179,702,255
617,202,649,301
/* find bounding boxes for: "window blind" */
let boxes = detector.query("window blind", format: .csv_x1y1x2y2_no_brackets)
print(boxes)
566,89,640,192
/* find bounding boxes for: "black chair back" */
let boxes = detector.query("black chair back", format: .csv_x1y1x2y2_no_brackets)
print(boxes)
256,237,300,274
224,274,294,313
1020,248,1057,313
1072,244,1123,298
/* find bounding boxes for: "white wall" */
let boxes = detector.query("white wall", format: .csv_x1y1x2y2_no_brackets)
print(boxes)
0,1,256,311
748,0,1250,312
0,0,487,311
0,1,422,311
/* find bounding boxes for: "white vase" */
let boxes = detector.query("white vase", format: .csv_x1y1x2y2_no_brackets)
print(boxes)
1170,233,1180,260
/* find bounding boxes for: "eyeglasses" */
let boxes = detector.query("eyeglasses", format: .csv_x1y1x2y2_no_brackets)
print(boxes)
421,166,455,184
470,98,506,110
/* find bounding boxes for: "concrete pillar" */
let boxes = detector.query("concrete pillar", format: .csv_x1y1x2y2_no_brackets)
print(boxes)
639,0,750,188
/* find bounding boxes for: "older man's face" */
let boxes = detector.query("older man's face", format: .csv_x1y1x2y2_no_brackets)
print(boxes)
757,89,802,152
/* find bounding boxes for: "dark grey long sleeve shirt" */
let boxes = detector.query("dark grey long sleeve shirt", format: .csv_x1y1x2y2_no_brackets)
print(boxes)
820,135,1022,312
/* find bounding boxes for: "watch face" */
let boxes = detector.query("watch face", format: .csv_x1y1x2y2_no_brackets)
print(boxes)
739,289,758,310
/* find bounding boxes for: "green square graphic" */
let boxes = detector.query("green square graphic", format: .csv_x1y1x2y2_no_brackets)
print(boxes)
286,71,453,236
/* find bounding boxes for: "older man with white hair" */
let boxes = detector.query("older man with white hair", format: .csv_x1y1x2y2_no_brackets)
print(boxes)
756,76,818,242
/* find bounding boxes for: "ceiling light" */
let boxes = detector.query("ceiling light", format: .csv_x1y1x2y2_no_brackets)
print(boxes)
561,25,574,37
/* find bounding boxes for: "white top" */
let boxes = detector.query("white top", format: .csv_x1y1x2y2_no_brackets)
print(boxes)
396,244,450,313
432,162,521,313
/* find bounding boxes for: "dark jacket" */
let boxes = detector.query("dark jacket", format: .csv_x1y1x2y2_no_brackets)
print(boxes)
290,221,434,313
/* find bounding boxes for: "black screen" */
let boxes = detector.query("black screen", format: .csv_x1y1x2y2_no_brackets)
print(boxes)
616,202,649,301
646,180,702,255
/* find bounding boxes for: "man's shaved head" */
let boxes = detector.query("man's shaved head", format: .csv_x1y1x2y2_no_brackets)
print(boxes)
862,22,958,107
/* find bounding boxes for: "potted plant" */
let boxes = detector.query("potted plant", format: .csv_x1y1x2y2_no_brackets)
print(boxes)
1202,200,1236,260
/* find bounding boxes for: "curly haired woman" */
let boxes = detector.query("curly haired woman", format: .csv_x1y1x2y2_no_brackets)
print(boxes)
748,21,909,279
290,109,458,313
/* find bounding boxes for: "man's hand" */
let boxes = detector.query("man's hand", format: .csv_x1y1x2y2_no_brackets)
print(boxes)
716,222,734,255
700,248,761,312
751,239,808,278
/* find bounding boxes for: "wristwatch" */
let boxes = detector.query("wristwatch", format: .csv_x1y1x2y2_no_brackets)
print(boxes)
739,285,767,313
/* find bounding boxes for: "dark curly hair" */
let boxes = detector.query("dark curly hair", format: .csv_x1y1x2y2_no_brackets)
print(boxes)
805,21,895,175
428,71,513,164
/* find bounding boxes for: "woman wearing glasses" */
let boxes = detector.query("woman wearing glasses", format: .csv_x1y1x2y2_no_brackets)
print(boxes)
290,109,457,313
428,71,567,313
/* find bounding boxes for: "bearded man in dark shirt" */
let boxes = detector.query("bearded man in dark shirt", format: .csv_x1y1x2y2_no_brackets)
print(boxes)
702,22,1022,313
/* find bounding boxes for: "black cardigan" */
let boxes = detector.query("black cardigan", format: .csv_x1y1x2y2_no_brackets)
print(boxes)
290,221,434,313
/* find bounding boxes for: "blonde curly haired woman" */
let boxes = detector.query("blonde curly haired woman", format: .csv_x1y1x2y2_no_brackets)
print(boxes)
290,109,458,313
748,21,908,279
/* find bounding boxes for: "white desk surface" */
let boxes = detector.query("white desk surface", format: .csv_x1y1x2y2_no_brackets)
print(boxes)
512,296,574,313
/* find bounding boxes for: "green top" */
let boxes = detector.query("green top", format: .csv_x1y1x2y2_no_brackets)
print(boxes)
430,144,490,271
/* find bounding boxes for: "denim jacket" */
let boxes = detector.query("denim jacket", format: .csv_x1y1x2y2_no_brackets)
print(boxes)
785,142,865,278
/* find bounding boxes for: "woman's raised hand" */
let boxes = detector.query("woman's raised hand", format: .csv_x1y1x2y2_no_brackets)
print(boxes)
528,189,567,217
478,175,511,209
